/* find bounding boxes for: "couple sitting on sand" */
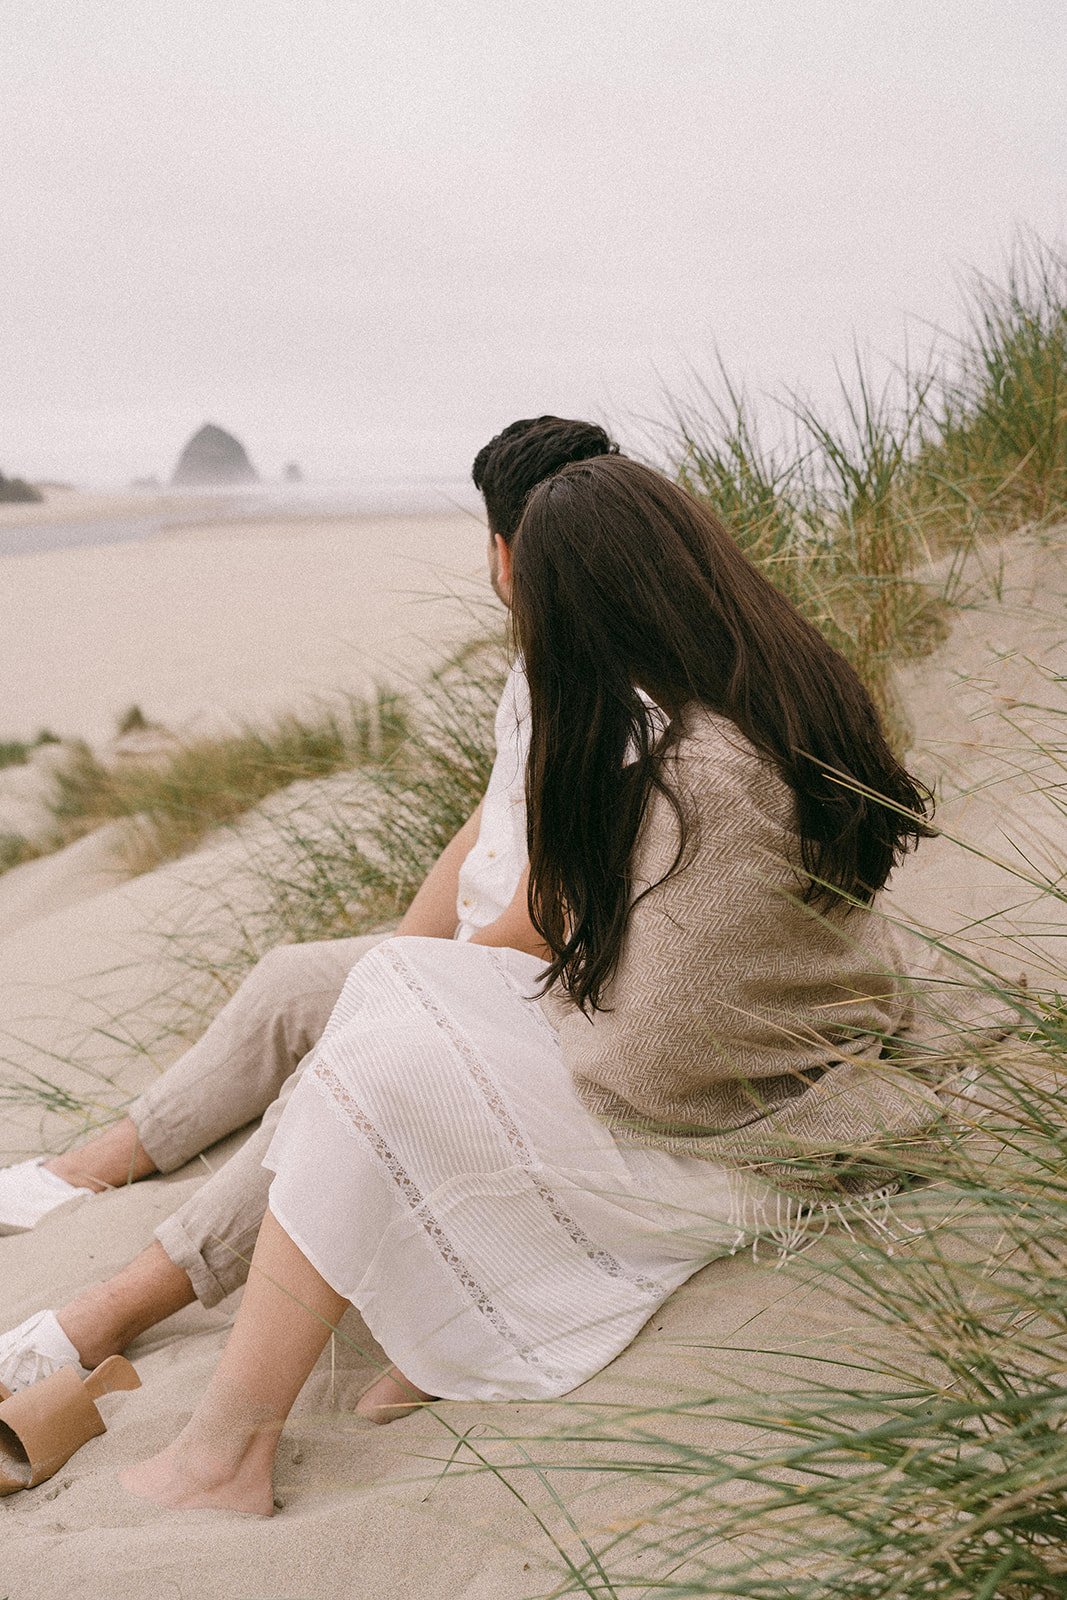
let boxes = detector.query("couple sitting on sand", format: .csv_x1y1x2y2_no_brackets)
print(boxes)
0,416,1007,1512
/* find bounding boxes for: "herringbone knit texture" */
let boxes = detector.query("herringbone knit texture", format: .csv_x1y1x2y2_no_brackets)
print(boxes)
551,706,1014,1199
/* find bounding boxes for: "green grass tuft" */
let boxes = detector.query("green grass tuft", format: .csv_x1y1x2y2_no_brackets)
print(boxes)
115,703,152,736
37,689,413,877
664,230,1067,735
918,232,1067,534
0,729,60,770
152,642,507,1013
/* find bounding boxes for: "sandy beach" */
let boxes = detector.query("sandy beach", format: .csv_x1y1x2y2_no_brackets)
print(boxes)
0,505,1063,1593
0,489,489,745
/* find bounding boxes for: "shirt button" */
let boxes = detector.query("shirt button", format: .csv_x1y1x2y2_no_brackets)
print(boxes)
487,849,496,859
462,897,472,908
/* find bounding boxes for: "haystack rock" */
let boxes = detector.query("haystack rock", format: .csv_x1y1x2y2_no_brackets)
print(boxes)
284,461,303,483
171,423,258,487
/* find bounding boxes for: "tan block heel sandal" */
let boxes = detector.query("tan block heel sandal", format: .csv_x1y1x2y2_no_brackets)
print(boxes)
0,1355,141,1495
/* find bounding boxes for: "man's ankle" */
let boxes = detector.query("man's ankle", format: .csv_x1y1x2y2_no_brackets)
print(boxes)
55,1314,121,1371
44,1119,157,1192
43,1155,108,1192
57,1245,197,1369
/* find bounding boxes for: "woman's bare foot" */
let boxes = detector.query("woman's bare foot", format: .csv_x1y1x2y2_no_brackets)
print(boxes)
120,1374,281,1516
120,1434,276,1517
119,1211,349,1516
356,1366,436,1423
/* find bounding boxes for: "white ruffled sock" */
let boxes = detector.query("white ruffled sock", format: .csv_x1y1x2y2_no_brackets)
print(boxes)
0,1309,88,1392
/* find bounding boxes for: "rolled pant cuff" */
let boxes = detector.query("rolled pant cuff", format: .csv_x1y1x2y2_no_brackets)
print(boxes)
129,1097,200,1176
154,1211,236,1310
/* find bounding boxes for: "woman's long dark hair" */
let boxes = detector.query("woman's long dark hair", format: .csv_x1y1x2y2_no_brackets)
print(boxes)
510,455,933,1012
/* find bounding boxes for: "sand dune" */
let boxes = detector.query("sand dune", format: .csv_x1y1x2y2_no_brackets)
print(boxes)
0,529,1063,1598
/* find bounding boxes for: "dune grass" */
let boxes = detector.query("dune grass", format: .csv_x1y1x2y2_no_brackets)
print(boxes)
0,639,506,1133
148,644,506,1020
0,832,44,873
2,690,412,879
0,729,60,771
917,231,1067,536
667,233,1066,733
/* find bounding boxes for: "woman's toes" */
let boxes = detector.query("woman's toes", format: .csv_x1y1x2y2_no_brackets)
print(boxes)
355,1368,435,1424
119,1451,186,1508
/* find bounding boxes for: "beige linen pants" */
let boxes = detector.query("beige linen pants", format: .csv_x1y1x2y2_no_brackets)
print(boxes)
128,934,386,1307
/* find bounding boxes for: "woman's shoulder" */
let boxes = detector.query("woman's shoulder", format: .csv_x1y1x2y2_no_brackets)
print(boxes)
659,703,794,830
667,703,769,777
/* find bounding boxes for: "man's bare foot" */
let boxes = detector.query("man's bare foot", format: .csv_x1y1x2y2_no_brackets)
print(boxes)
120,1434,277,1517
356,1366,436,1424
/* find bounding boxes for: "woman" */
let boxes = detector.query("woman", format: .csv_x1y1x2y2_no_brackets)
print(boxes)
119,457,1003,1515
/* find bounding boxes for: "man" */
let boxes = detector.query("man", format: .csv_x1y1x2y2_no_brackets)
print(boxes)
0,416,622,1407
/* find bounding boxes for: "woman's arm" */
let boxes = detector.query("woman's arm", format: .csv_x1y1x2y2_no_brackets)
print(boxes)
394,802,484,939
468,865,550,960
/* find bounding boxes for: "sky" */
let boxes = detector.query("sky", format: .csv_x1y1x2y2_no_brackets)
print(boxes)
3,0,1065,486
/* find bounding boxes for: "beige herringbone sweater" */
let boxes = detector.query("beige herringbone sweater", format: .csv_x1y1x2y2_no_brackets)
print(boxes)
550,706,1013,1200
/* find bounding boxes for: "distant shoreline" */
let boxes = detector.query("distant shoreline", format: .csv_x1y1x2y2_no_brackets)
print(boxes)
0,482,484,559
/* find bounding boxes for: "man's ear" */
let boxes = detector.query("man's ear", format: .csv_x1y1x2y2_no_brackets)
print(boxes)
495,533,513,587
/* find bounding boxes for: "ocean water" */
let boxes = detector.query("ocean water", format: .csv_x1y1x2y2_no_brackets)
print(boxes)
0,478,483,559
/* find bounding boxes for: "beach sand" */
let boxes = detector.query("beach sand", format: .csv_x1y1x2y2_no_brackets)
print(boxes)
0,490,488,745
0,524,1063,1598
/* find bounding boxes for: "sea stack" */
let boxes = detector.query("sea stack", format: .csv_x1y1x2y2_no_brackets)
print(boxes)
0,470,42,504
171,423,258,487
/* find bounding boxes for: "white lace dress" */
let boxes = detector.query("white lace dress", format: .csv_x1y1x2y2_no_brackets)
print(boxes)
263,933,790,1402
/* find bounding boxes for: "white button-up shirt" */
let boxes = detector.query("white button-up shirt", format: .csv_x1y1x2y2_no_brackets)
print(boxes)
454,661,664,942
454,660,531,941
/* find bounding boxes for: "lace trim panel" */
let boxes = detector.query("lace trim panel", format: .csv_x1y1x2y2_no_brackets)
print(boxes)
382,941,663,1298
310,1058,565,1381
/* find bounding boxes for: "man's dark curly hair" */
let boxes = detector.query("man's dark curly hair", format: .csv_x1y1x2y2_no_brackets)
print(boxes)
471,416,621,541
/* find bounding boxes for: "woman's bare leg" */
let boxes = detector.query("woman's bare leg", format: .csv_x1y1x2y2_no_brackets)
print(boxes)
55,1234,436,1419
44,1117,156,1191
120,1210,348,1516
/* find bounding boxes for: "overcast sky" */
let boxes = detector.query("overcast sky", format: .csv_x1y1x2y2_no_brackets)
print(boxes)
3,0,1065,485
